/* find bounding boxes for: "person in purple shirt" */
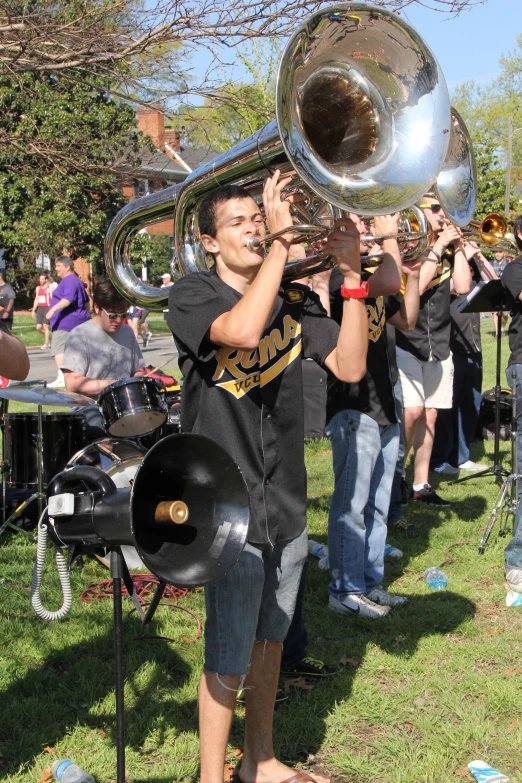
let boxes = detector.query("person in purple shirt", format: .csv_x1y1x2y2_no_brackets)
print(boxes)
46,256,91,387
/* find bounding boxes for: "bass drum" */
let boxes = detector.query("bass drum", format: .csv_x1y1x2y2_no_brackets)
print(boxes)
67,438,146,570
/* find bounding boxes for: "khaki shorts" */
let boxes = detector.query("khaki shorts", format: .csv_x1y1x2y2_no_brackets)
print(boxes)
51,329,68,357
396,347,453,409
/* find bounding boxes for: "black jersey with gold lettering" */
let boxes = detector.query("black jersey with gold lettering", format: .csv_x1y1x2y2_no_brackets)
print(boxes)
168,268,340,545
395,248,453,361
326,267,399,426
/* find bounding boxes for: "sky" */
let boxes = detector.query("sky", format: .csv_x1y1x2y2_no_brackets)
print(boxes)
400,0,520,93
189,0,521,99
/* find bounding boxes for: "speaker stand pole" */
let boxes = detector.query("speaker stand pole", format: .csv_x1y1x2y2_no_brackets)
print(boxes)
141,581,167,630
110,548,126,783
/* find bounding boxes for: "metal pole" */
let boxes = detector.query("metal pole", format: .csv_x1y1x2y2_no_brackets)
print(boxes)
37,404,44,518
505,116,513,219
111,549,126,783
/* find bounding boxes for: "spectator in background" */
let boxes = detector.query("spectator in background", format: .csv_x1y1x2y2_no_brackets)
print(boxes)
46,256,91,388
31,273,54,349
0,270,16,334
128,305,152,347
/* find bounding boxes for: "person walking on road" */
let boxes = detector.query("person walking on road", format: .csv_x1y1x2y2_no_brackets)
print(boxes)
31,273,54,349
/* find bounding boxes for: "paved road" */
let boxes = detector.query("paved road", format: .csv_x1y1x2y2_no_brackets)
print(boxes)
25,333,179,384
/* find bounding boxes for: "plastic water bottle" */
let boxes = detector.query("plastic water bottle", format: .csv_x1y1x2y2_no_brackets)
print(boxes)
308,540,329,570
53,760,95,783
424,567,448,590
506,590,522,607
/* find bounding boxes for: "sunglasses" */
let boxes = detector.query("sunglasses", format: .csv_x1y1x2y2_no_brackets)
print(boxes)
102,308,129,321
420,203,443,214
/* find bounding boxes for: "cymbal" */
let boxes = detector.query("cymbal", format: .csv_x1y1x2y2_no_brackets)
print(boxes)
0,385,96,407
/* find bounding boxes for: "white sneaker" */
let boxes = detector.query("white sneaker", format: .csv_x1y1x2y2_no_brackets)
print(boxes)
505,567,522,592
433,462,460,475
40,343,51,350
48,371,65,389
329,594,390,618
142,331,152,347
366,585,408,607
458,460,488,471
384,544,403,560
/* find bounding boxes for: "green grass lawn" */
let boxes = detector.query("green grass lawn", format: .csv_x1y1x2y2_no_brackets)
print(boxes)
11,314,172,348
1,322,521,783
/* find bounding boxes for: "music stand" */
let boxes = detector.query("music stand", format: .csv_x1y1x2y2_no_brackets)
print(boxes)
451,280,510,486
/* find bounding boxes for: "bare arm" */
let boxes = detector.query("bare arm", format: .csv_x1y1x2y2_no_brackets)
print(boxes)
367,214,402,297
323,219,368,383
32,290,38,316
208,171,293,350
310,269,332,315
463,242,499,282
63,370,117,397
46,297,71,321
387,258,422,332
0,330,29,380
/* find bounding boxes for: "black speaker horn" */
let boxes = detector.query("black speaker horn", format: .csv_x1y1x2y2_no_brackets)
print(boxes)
47,433,250,587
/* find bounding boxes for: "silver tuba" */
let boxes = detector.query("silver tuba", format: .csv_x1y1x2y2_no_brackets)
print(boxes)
105,2,453,309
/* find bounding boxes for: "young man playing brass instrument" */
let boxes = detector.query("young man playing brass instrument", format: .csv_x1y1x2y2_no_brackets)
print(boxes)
168,170,368,783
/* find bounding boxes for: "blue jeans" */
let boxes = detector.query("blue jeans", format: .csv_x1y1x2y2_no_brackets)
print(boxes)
326,410,400,597
431,353,482,468
204,528,308,675
388,379,405,524
505,365,522,570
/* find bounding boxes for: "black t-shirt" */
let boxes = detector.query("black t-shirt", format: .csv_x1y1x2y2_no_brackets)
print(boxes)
450,264,481,357
167,269,340,546
326,267,399,426
502,254,522,367
396,248,453,362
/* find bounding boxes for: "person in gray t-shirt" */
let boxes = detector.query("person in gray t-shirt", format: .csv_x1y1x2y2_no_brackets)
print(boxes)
62,278,145,437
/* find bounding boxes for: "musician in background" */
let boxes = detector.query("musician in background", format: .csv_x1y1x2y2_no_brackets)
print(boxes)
168,171,368,783
431,243,498,475
325,213,421,617
394,196,471,508
500,214,522,594
62,278,145,438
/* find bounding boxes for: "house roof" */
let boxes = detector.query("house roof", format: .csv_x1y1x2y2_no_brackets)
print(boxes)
120,144,218,183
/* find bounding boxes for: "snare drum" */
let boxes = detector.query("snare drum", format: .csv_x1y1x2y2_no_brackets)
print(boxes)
98,377,167,438
67,438,146,570
2,412,86,488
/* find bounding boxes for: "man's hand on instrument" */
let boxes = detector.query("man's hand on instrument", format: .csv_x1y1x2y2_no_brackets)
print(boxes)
402,257,422,278
373,213,400,237
262,169,295,245
321,218,361,280
435,222,462,252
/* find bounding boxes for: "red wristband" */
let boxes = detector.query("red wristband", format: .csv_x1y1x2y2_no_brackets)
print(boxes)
340,280,369,300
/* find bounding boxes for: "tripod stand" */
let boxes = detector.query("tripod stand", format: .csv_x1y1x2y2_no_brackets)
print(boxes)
479,365,520,553
451,280,510,487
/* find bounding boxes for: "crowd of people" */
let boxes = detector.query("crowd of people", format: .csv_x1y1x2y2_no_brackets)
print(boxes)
1,177,522,783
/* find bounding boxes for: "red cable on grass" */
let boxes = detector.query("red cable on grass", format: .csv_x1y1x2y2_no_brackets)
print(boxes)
80,574,202,644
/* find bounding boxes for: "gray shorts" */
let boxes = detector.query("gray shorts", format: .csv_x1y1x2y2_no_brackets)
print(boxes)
51,329,68,357
36,307,50,325
204,528,308,675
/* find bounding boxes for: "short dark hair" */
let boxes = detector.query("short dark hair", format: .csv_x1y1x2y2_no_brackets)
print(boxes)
198,184,253,238
93,278,130,312
513,214,522,251
55,255,74,270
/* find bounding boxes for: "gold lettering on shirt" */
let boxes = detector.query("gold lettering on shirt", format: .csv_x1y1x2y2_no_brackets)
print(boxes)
212,316,302,398
426,257,452,290
367,296,385,343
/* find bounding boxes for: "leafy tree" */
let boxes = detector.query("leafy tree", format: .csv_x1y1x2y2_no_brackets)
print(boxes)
453,33,522,214
129,233,173,287
0,69,143,293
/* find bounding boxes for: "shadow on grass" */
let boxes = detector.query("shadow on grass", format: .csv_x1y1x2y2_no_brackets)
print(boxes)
263,588,475,770
0,612,194,777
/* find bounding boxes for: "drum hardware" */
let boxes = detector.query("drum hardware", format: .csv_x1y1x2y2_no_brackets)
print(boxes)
32,432,249,783
479,366,520,554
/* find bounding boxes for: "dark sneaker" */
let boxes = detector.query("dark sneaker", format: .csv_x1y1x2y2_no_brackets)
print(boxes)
400,477,411,505
237,687,288,706
281,656,340,678
412,484,451,507
391,517,416,535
